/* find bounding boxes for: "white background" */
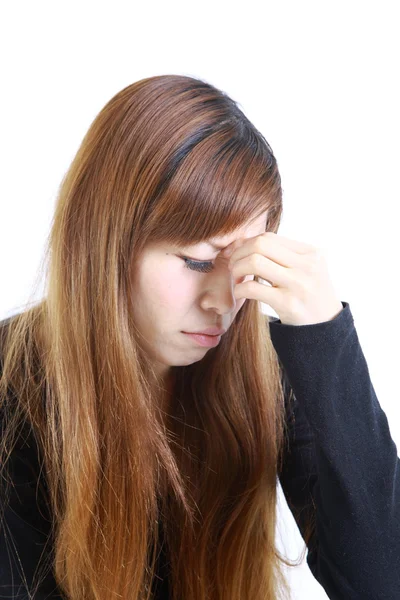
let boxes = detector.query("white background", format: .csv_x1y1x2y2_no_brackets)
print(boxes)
1,2,399,598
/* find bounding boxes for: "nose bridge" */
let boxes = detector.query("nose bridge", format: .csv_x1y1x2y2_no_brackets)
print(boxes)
201,259,239,314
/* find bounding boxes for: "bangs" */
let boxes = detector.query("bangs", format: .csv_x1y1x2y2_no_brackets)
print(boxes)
140,125,282,249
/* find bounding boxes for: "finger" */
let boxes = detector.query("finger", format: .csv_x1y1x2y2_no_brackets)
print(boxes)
230,254,292,288
229,237,308,272
220,237,247,257
233,278,280,302
264,232,317,254
221,233,316,272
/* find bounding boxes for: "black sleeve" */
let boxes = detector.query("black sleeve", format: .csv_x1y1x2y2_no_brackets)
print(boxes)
270,301,400,599
0,411,64,599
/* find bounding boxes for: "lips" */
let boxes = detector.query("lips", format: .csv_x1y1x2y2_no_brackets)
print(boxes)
184,326,226,336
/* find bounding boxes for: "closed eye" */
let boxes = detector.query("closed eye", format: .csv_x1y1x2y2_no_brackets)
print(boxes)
180,256,255,285
181,257,214,273
181,256,252,278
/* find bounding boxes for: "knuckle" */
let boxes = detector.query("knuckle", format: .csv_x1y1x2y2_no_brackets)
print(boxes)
305,247,325,272
290,269,308,292
253,253,264,270
310,245,324,259
255,236,266,252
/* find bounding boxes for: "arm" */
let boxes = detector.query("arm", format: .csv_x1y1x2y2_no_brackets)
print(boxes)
271,302,400,599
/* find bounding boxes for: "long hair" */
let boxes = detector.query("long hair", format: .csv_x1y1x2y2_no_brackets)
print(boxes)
0,74,308,600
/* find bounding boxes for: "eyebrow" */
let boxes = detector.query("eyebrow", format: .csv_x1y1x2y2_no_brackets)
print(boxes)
206,242,227,251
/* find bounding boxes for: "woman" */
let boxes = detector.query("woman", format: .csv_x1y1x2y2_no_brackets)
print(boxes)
0,74,398,600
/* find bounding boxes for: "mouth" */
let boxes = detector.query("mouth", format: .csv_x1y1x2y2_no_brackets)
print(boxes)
182,331,222,347
183,327,226,336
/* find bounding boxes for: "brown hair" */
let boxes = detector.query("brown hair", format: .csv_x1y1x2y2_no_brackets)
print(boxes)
0,74,308,599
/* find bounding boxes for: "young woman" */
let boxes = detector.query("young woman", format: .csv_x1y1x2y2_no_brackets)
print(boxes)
0,74,398,600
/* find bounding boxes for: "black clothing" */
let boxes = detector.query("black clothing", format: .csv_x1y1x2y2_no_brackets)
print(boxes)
1,301,399,598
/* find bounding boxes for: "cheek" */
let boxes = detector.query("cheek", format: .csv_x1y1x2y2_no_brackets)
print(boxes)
233,297,247,316
153,272,193,309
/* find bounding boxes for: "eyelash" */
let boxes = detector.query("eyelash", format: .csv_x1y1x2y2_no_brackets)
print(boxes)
181,257,214,273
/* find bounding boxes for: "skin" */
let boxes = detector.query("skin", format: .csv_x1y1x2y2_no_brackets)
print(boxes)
130,211,268,398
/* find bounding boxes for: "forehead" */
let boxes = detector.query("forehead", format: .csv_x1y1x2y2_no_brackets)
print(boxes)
196,212,268,251
142,212,269,257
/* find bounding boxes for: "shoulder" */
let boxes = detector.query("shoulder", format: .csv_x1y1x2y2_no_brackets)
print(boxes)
263,313,281,325
0,313,21,365
0,312,18,333
0,313,35,452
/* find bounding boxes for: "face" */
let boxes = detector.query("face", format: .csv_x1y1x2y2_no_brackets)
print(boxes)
130,212,268,385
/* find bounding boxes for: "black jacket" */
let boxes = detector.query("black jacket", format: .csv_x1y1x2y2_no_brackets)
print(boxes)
1,301,399,599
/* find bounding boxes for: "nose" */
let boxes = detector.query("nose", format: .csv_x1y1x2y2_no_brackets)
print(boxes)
201,257,248,315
